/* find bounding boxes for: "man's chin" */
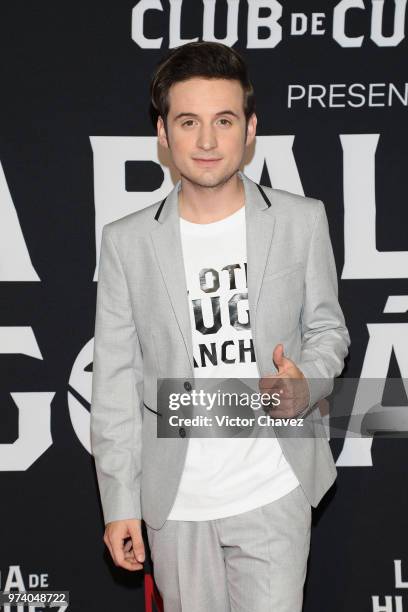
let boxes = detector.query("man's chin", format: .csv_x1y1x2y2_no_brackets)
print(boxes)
181,168,237,189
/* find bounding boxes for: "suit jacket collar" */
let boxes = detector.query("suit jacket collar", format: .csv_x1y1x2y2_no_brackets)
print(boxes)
150,170,276,376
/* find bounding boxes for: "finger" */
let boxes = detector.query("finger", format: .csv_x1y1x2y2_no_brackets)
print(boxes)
126,521,146,564
131,534,145,564
259,372,286,387
124,550,138,563
124,539,133,553
266,395,308,417
110,533,143,571
272,343,285,370
103,532,114,561
263,375,303,395
259,373,289,394
123,538,139,565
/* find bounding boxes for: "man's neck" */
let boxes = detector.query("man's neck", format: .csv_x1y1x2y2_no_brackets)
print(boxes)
178,172,245,224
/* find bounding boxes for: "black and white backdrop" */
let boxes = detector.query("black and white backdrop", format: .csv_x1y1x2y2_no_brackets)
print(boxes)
1,1,407,611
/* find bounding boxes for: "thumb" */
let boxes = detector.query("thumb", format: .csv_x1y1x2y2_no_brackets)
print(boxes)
129,524,145,563
273,344,285,371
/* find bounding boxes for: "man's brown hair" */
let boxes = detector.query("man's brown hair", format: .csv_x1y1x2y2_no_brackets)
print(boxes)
149,41,256,134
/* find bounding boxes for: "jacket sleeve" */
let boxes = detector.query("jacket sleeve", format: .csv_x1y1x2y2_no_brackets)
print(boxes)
297,200,350,415
90,224,143,525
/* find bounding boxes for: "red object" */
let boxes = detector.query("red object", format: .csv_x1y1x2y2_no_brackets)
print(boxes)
144,572,164,612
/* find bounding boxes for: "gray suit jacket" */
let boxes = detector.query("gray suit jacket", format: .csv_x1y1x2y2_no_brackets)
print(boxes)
90,170,350,529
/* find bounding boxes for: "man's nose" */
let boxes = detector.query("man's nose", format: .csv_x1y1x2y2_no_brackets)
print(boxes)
196,124,217,149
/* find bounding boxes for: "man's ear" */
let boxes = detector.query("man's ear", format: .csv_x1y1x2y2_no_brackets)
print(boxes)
245,113,257,146
157,116,169,149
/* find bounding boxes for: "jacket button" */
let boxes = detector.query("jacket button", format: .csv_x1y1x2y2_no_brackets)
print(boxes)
184,381,192,391
179,427,186,438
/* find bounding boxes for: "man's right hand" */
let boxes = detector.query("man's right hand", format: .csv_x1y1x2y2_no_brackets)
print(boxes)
103,518,145,571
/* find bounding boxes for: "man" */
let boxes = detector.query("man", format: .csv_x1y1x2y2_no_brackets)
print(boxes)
90,41,350,611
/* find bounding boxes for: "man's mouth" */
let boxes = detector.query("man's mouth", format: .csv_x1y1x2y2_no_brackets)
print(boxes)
193,158,222,165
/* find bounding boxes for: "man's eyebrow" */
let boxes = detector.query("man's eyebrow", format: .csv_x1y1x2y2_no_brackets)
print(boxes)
172,110,240,121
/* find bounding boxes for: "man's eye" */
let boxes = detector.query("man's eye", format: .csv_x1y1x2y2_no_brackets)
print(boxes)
181,119,232,127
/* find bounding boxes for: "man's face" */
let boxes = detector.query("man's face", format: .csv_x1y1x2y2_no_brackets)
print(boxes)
157,77,256,188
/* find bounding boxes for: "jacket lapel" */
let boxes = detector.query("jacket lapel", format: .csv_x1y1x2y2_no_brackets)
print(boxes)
150,170,276,376
242,172,276,358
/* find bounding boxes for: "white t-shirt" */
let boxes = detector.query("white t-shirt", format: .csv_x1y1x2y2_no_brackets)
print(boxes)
167,204,300,521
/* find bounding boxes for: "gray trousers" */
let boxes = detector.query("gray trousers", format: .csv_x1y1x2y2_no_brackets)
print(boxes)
146,485,312,612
